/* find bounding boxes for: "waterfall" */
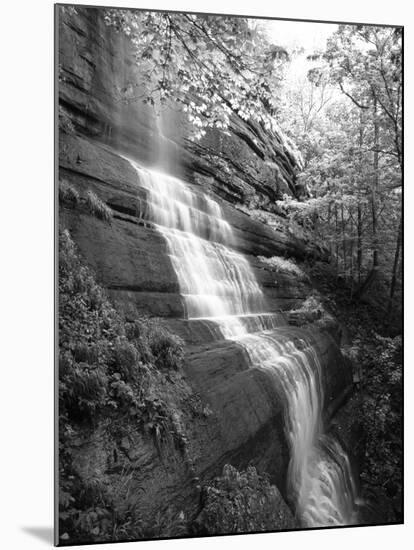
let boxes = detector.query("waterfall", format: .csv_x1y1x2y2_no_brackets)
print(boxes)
128,159,359,528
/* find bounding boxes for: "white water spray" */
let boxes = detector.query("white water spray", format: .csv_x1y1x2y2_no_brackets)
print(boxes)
128,160,359,527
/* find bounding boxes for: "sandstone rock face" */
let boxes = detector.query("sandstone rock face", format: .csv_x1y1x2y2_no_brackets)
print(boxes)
59,132,327,321
57,5,354,533
58,135,353,524
58,6,302,206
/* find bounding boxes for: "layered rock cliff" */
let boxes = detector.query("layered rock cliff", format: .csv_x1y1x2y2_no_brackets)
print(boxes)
57,5,355,542
58,6,304,205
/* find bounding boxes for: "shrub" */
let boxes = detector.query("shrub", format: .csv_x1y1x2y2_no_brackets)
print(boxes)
141,507,188,539
85,190,113,223
354,333,402,522
58,104,76,134
72,342,99,364
59,467,139,544
59,229,145,418
59,471,188,544
59,228,184,421
125,320,144,341
235,204,284,231
147,324,184,370
59,180,80,206
113,340,139,382
126,318,184,371
288,294,325,326
59,357,108,420
58,228,189,542
258,255,309,281
195,464,294,535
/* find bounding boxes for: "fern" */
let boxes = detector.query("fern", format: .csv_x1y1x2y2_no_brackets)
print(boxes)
85,190,113,223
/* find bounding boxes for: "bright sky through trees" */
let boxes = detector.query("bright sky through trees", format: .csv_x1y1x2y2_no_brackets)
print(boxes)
263,20,338,51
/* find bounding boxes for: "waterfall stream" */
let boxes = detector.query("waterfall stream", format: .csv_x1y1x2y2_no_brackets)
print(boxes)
128,160,359,528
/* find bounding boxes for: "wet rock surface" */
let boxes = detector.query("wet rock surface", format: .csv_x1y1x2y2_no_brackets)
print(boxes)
58,6,302,205
58,5,356,536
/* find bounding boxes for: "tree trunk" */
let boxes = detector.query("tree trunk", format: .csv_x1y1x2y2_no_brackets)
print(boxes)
355,100,380,300
357,205,362,285
327,201,332,256
357,111,364,285
341,204,347,279
335,205,339,275
387,213,402,315
372,98,379,270
350,237,355,298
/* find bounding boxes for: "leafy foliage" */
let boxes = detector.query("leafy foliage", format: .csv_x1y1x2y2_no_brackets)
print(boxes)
276,26,402,320
57,10,403,537
104,9,288,139
58,104,76,134
59,226,184,421
85,190,113,223
59,465,189,544
126,318,184,371
305,260,402,523
59,180,80,206
326,25,402,167
258,255,309,282
236,203,285,231
58,228,187,543
351,333,402,522
196,464,294,535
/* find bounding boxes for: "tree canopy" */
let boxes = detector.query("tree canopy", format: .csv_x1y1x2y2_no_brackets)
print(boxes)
104,11,402,323
104,9,288,138
275,25,402,322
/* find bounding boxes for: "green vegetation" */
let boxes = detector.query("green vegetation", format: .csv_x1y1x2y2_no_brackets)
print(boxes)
58,7,402,536
85,190,113,223
59,224,184,420
277,26,402,324
59,180,80,207
59,470,189,544
304,261,402,523
103,9,402,321
58,232,299,540
265,30,404,515
235,203,285,231
126,318,184,371
58,104,76,134
58,228,187,543
195,464,294,535
103,10,402,323
288,294,326,327
59,181,113,225
258,255,309,282
104,9,288,139
353,333,402,522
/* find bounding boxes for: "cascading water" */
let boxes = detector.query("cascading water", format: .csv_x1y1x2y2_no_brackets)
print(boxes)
128,158,359,528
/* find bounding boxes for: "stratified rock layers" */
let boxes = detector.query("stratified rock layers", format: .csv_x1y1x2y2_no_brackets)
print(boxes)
57,5,353,532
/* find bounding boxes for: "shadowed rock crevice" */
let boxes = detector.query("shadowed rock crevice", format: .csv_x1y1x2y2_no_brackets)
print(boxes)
57,5,359,541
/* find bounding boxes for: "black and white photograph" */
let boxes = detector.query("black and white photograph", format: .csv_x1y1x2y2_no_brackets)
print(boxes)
55,2,403,546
